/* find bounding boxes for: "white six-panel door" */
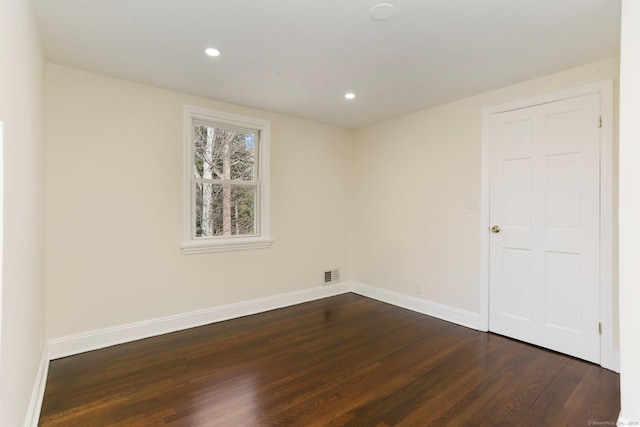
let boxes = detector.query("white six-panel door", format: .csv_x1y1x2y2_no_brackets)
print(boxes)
488,93,601,363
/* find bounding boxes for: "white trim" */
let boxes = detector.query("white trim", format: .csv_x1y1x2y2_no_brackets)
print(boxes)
480,81,614,115
181,237,273,254
479,109,491,332
24,346,49,427
351,281,480,330
0,119,4,397
32,281,618,421
182,105,272,255
598,80,617,373
611,351,620,374
480,80,616,371
48,283,350,360
47,281,485,360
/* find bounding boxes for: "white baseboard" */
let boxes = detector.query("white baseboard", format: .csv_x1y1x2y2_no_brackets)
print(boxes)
38,280,618,425
24,345,49,427
47,280,613,371
48,283,350,360
606,351,620,373
47,281,481,360
350,282,622,372
350,281,480,330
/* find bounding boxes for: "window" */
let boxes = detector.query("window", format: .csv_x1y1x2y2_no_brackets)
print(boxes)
182,106,272,254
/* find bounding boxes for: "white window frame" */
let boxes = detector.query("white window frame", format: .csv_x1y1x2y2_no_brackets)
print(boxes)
182,105,272,254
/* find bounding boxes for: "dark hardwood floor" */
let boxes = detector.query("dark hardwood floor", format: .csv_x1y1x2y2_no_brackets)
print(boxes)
39,293,620,426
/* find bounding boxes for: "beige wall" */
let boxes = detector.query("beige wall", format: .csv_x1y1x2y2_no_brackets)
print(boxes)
45,64,352,339
47,57,620,344
0,0,46,425
618,0,640,421
351,57,619,326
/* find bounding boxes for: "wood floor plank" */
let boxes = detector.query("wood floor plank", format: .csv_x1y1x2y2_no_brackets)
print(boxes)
389,335,536,426
568,363,621,427
518,358,595,426
39,293,620,426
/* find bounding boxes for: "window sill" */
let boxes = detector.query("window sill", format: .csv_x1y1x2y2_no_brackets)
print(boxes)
181,237,273,255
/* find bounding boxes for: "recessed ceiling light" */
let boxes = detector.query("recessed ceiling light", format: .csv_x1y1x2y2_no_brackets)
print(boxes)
370,3,395,21
345,93,356,100
205,48,221,57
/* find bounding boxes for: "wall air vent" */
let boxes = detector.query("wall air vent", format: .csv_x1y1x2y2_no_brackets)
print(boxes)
324,269,340,285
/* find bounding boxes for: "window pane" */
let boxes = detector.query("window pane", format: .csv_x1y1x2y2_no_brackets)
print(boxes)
193,124,256,181
194,183,256,237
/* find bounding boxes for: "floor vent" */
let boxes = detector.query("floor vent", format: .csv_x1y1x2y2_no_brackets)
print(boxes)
324,269,340,285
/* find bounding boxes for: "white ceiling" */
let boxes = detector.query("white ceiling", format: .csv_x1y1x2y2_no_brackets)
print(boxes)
33,0,621,129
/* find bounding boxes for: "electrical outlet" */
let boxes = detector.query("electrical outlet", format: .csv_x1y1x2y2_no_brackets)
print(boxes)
414,282,422,295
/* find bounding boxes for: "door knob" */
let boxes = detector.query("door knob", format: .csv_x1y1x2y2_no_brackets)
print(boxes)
490,225,501,233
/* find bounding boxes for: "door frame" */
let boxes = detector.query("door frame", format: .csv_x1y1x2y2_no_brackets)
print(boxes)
479,80,616,371
0,118,3,368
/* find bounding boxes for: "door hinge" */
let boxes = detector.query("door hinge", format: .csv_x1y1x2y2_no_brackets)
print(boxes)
598,322,602,334
599,116,603,128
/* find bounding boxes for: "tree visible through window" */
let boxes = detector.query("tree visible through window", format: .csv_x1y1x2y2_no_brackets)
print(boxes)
193,124,257,237
183,106,272,254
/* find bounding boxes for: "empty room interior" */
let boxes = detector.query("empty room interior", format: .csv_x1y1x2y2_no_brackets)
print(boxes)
2,0,640,425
